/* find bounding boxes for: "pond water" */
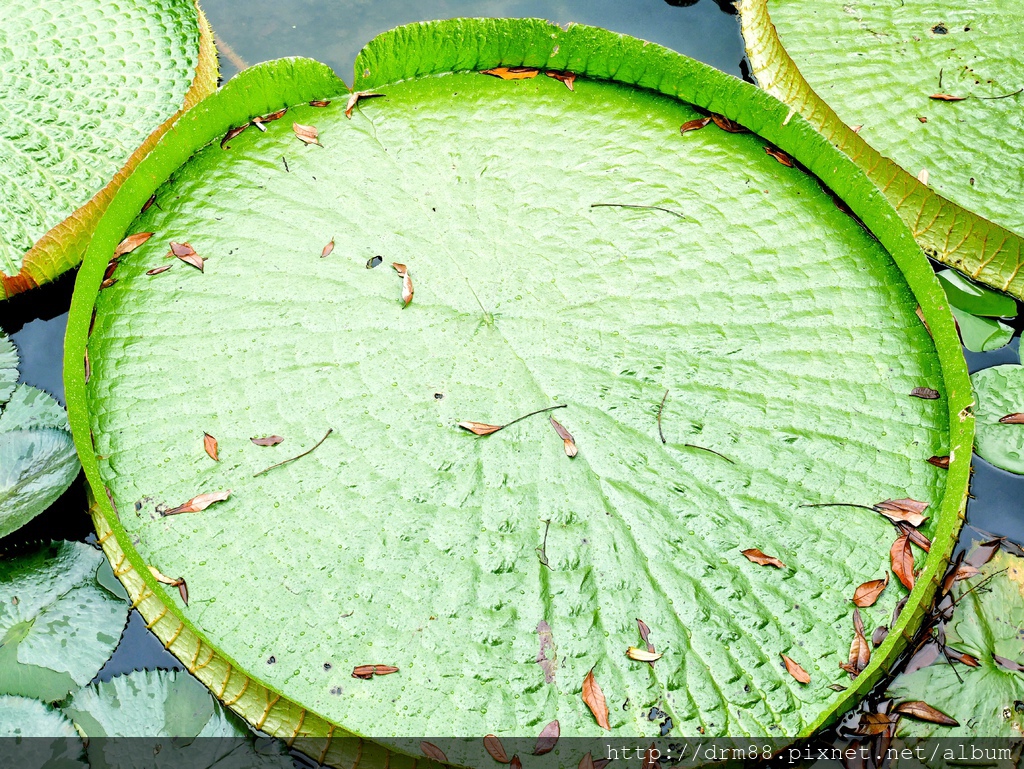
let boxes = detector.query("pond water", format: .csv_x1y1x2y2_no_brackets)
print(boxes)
0,0,1021,756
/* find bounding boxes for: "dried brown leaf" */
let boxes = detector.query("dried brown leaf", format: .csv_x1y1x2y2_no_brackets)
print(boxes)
482,66,539,80
582,668,610,730
178,579,189,605
458,421,503,436
839,661,861,677
100,278,117,290
261,108,287,122
891,534,916,590
900,523,932,552
321,240,335,258
952,651,980,667
221,124,248,149
103,260,118,281
893,701,959,726
251,435,285,447
309,100,331,107
854,712,893,735
148,565,182,586
579,753,595,769
203,433,219,462
146,265,171,276
999,413,1024,424
967,538,1004,567
345,91,384,118
642,744,660,769
850,609,871,672
626,646,663,662
546,70,576,90
930,93,967,101
484,735,510,763
875,498,929,527
680,117,712,134
741,548,786,568
872,625,889,646
420,742,448,763
955,564,981,581
114,232,153,256
781,653,810,684
292,122,321,146
392,263,413,305
994,654,1024,673
352,664,399,679
911,387,940,399
510,756,522,769
637,618,652,647
828,683,848,692
176,252,205,272
764,146,795,167
710,114,747,133
534,720,559,755
918,116,928,123
927,455,950,469
915,306,932,336
853,575,889,607
550,417,577,457
163,490,231,516
169,241,195,257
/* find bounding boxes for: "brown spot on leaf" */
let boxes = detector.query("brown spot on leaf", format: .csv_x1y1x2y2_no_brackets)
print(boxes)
309,100,331,107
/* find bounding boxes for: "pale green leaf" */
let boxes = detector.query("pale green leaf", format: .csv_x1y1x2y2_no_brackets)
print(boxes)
950,308,1013,354
0,695,87,769
0,331,17,405
0,383,70,433
938,270,1017,319
64,20,973,753
0,542,128,702
0,428,80,538
971,365,1024,474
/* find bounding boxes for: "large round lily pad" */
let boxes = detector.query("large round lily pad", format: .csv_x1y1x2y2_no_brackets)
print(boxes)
0,0,217,297
65,19,972,759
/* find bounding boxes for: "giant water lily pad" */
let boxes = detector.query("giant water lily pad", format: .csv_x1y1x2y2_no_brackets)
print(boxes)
65,19,972,758
0,541,129,702
0,0,217,297
737,0,1024,299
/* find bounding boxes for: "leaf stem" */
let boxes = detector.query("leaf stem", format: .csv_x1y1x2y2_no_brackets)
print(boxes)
590,203,691,220
502,404,567,430
253,428,333,477
683,444,735,464
657,389,669,445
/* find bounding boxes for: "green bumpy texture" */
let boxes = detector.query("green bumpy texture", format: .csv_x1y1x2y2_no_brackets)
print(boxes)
766,0,1023,238
83,68,952,738
0,0,201,275
970,365,1024,474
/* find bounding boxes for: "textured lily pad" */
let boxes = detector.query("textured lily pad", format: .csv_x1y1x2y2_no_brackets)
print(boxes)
0,330,80,538
887,547,1024,738
65,19,972,758
63,670,294,768
950,308,1013,354
0,695,87,769
971,365,1024,474
0,0,217,297
737,0,1024,299
0,541,128,702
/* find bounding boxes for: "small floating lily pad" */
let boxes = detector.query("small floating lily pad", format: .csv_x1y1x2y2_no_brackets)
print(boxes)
971,365,1024,473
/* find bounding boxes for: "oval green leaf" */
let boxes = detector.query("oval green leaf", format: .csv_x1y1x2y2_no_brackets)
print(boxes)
971,365,1024,473
0,0,218,297
65,19,972,758
738,0,1024,300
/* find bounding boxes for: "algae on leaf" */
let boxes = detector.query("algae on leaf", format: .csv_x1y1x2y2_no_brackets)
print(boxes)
738,0,1024,299
65,19,972,757
0,541,128,703
0,0,217,297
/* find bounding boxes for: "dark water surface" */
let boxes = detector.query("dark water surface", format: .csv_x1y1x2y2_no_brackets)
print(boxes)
0,0,1020,754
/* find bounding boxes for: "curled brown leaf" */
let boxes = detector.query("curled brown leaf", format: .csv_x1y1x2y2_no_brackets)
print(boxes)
169,241,195,257
780,653,810,684
680,117,712,134
891,534,916,590
875,498,929,527
929,93,967,101
910,387,940,400
999,413,1024,424
550,417,577,457
221,124,248,149
710,114,747,133
579,753,595,769
872,625,889,646
178,579,189,606
148,565,182,587
251,435,285,447
510,756,522,769
352,664,399,679
484,735,509,763
626,646,662,662
345,91,384,118
854,712,893,735
146,265,171,276
420,742,448,763
546,70,576,90
114,232,153,256
582,668,610,730
203,433,219,462
741,548,786,568
927,455,950,469
534,720,559,755
321,239,335,258
309,99,331,107
459,421,503,436
642,744,661,769
293,122,322,146
893,701,959,725
764,146,795,167
163,490,231,516
850,609,871,673
392,263,413,306
852,574,889,607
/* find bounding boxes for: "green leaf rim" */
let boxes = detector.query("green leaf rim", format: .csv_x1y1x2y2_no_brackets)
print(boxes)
62,18,973,763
